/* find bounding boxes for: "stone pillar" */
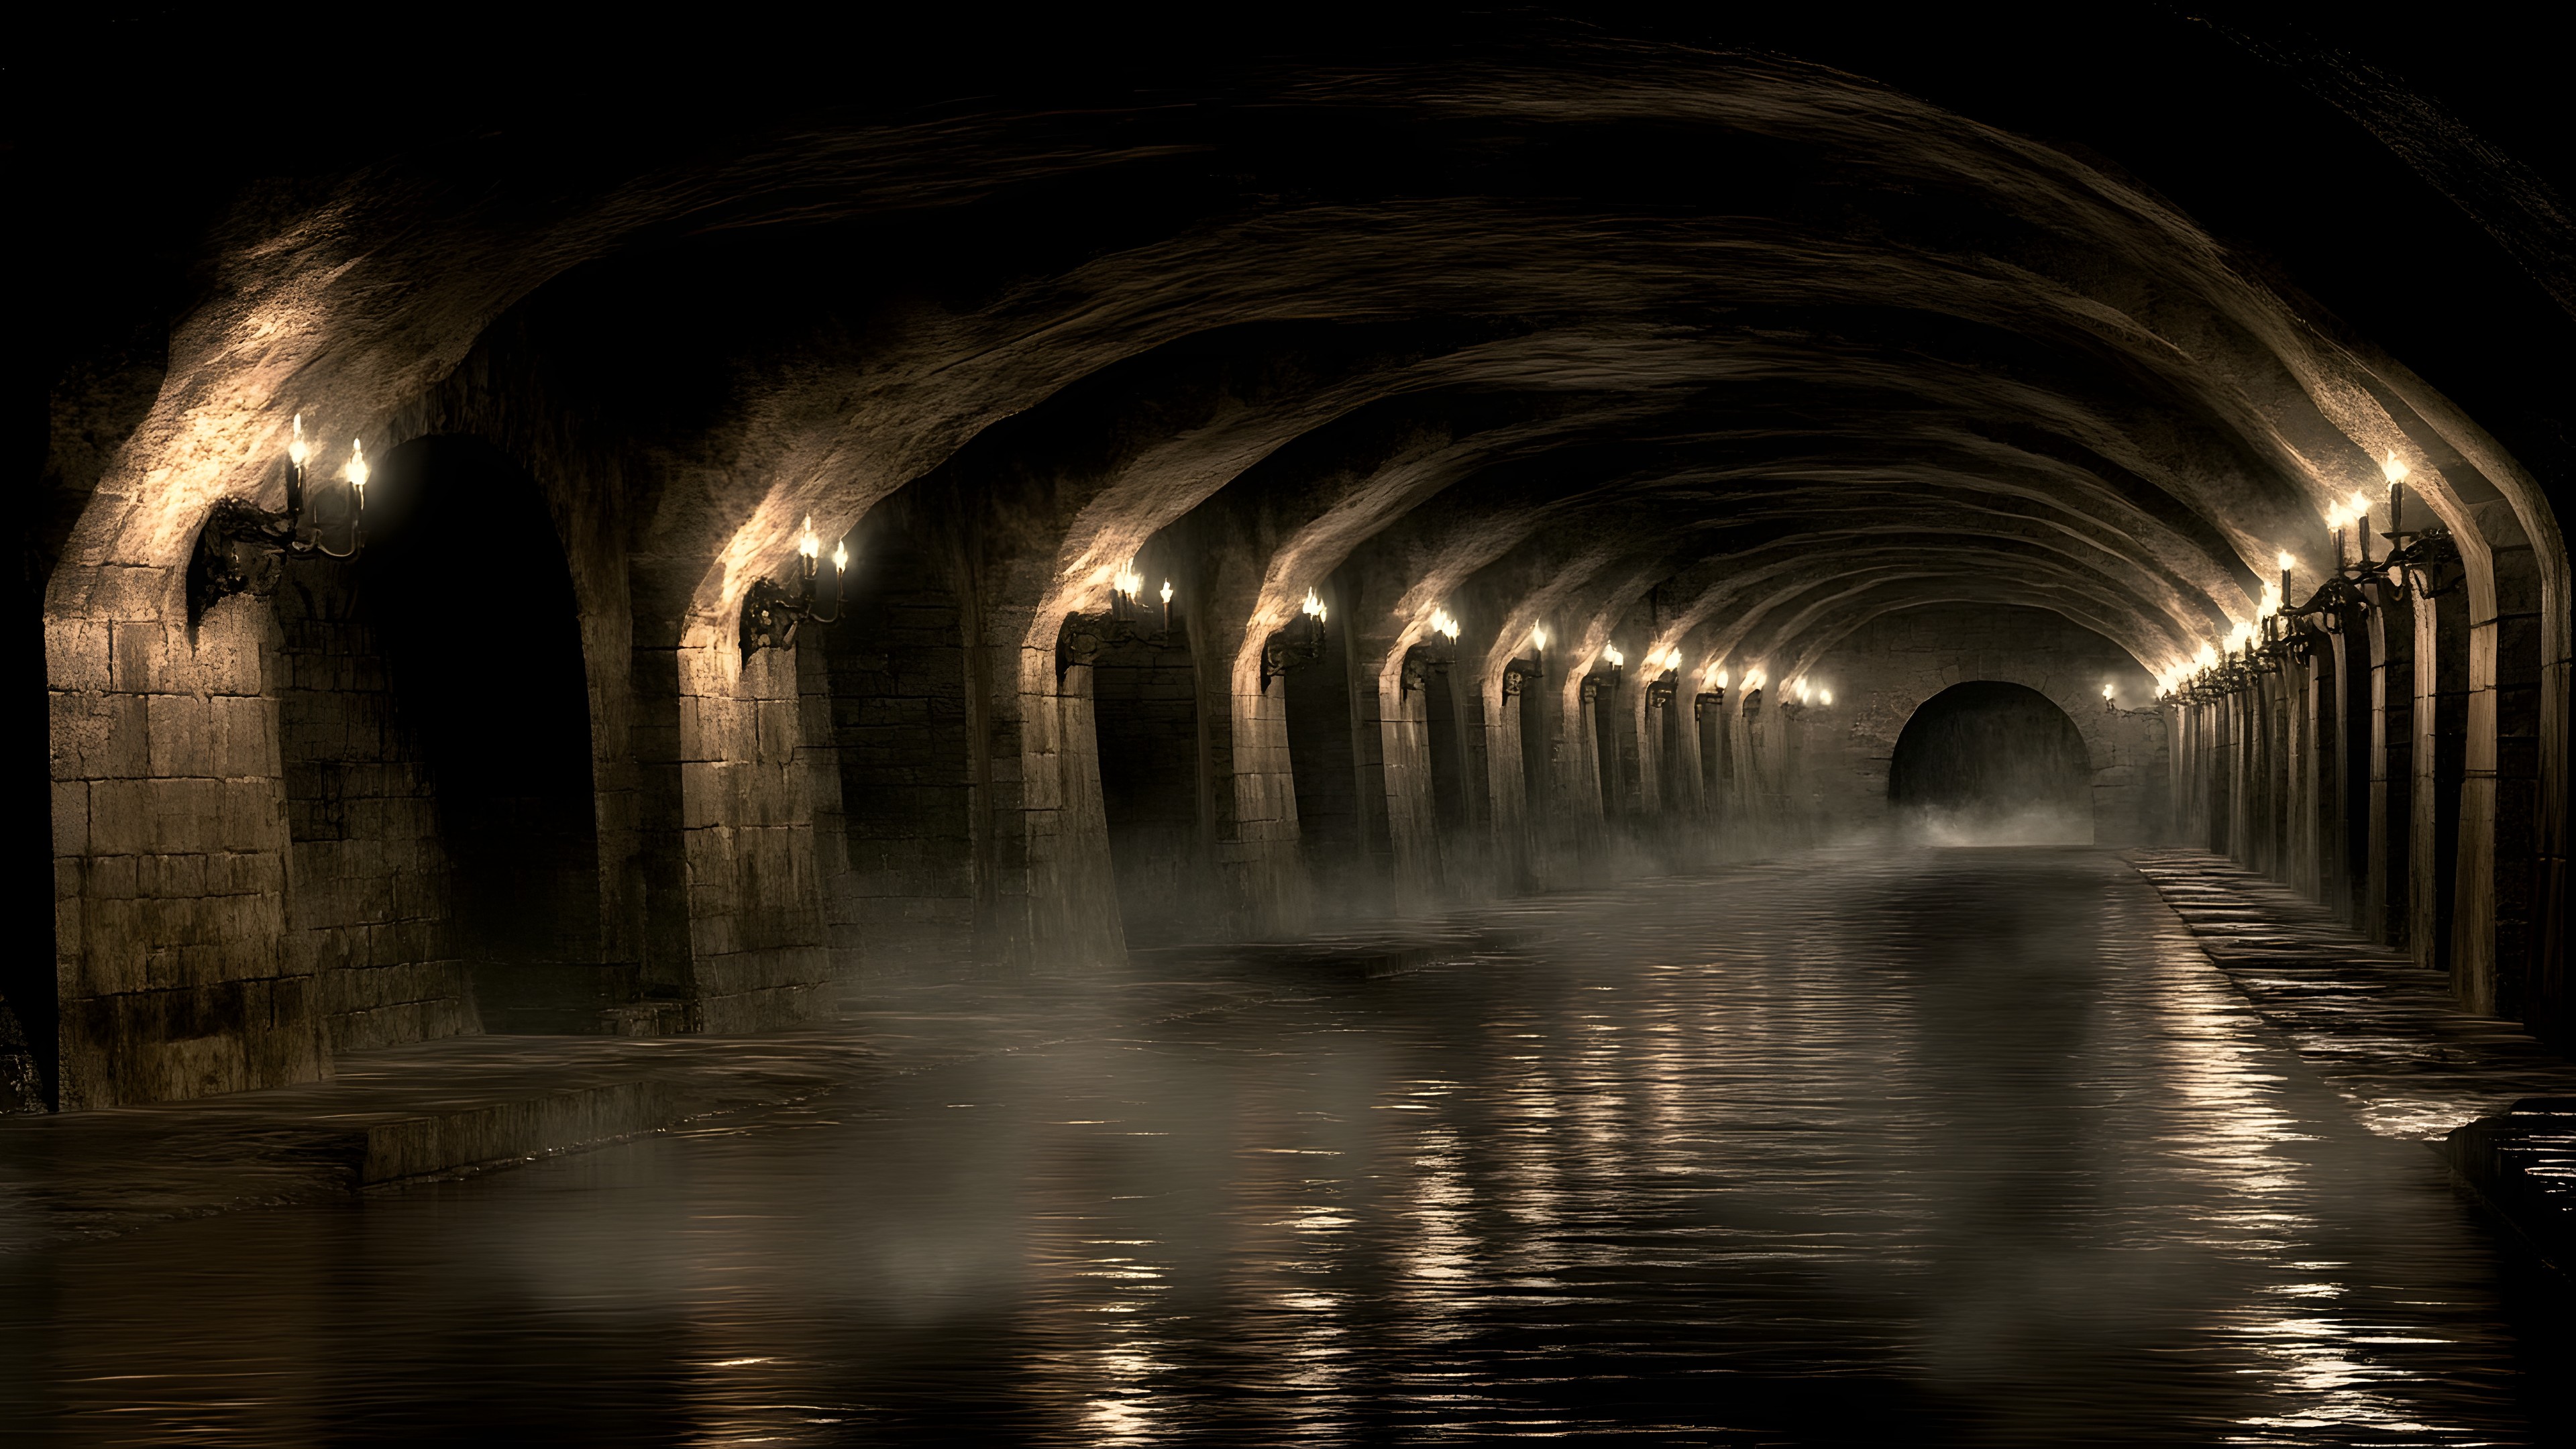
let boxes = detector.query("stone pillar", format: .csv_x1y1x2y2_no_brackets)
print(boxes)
48,574,317,1108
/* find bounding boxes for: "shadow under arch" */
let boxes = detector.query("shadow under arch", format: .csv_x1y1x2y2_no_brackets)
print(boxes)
1890,682,2094,846
358,434,606,1030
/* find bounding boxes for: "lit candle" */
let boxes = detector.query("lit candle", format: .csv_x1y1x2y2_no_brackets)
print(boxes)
1160,579,1173,632
344,439,369,510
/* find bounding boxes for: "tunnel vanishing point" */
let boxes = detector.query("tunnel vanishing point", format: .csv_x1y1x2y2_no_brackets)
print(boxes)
11,12,2576,1113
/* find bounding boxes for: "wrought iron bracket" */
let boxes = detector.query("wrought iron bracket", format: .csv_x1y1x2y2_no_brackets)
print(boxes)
1645,671,1678,710
1260,614,1328,690
188,498,294,625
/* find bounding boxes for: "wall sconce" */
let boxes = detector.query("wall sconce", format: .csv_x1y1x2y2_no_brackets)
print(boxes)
1642,645,1682,709
189,415,371,622
1061,561,1179,678
1401,606,1462,695
741,516,848,654
1260,588,1330,690
1579,643,1623,705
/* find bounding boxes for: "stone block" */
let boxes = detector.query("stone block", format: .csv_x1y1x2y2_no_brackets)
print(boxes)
146,693,214,778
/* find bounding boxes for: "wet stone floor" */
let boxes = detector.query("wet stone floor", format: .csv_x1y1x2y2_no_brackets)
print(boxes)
3,847,2570,1446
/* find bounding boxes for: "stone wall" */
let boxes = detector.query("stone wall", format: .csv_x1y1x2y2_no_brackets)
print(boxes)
270,560,473,1055
1803,604,2171,845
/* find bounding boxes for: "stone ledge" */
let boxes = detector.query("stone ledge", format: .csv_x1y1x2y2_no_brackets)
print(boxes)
2444,1097,2576,1276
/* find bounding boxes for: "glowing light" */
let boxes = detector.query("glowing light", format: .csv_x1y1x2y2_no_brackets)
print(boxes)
1743,667,1766,692
1707,663,1728,690
799,516,820,561
1430,606,1460,640
1819,688,1833,706
2348,491,2372,517
1530,626,1548,651
2103,681,2116,700
2227,620,2255,653
1301,588,1328,624
1114,562,1143,598
832,539,849,573
1603,644,1625,668
344,439,369,500
288,413,308,468
2275,549,2296,572
2381,451,2410,486
1660,645,1684,672
1159,580,1173,606
2195,643,2218,670
2257,580,2282,618
2326,500,2349,529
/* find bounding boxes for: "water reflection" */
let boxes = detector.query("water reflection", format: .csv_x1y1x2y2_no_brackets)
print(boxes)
1,849,2567,1444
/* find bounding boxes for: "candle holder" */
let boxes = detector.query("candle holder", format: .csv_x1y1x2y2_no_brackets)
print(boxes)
188,415,370,624
740,518,848,655
1259,589,1330,690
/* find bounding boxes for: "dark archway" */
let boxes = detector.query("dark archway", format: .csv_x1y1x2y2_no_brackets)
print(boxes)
364,435,604,1032
1091,623,1204,945
808,501,978,975
1889,682,2093,845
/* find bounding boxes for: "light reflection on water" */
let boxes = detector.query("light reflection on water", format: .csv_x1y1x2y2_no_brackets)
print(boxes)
1,849,2568,1445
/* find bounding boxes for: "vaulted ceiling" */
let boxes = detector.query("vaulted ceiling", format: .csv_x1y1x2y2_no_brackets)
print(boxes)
25,11,2573,686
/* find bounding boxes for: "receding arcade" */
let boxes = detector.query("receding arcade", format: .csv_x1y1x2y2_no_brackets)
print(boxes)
19,29,2570,1113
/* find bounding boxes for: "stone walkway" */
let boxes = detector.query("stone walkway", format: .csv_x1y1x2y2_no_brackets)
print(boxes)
0,926,1499,1253
2127,848,2576,1271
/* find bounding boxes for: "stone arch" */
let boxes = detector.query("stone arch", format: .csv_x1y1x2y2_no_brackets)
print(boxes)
356,435,608,1033
1890,682,2096,843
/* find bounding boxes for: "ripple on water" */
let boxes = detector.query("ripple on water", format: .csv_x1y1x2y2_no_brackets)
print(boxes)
0,848,2567,1446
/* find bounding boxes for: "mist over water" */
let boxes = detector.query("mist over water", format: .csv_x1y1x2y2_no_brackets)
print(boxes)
1,850,2563,1444
1889,681,2100,849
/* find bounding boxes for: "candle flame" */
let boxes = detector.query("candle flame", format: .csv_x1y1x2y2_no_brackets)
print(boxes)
288,413,308,467
2381,451,2410,485
1530,626,1548,651
1301,588,1327,623
1819,688,1832,706
1603,644,1624,668
2348,491,2373,517
1159,580,1173,606
344,439,369,492
1114,562,1143,598
1430,606,1460,640
832,539,849,573
799,516,820,560
2275,549,2296,572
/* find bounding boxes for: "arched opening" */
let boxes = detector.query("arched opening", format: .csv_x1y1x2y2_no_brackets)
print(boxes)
807,501,977,977
1888,681,2093,845
1286,598,1375,898
362,435,604,1032
1591,684,1621,816
1424,663,1474,845
1091,621,1203,945
1517,673,1550,829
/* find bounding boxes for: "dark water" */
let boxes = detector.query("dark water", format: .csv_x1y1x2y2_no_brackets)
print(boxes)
3,849,2567,1445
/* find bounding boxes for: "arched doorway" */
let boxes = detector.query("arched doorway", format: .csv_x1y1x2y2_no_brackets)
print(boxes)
1889,682,2093,845
360,435,604,1032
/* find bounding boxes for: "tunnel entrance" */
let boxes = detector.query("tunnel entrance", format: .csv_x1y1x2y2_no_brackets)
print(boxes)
363,436,604,1031
1888,681,2092,845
